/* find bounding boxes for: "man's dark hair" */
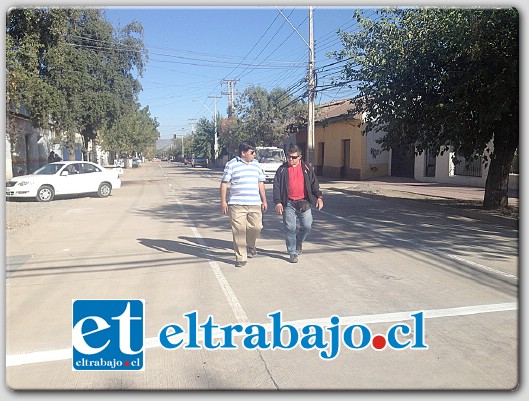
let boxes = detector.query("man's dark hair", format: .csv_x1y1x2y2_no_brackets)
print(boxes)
239,141,256,155
287,144,302,155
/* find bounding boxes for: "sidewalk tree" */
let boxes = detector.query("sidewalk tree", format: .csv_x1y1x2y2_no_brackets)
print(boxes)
6,8,154,161
233,85,305,147
6,9,62,142
192,117,214,159
332,8,518,210
101,106,159,160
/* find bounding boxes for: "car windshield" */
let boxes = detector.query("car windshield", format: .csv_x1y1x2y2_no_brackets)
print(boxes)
257,149,285,163
33,163,65,175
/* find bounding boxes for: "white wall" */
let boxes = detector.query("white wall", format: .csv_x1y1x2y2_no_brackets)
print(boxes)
5,137,13,179
414,148,487,187
365,130,389,164
414,142,518,190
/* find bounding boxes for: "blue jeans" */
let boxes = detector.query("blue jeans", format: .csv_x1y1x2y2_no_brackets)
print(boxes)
283,200,313,255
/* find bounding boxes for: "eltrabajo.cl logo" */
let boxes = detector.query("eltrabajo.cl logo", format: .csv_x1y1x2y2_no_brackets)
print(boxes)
72,299,144,371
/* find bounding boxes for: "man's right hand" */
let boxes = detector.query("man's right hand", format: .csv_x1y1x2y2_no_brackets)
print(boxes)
275,203,283,215
221,201,229,214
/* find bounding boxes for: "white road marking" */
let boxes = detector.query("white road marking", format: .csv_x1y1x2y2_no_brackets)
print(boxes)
190,225,249,324
6,302,517,367
163,165,249,323
7,168,516,368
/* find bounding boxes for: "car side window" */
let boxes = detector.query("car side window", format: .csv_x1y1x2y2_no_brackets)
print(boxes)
80,163,100,174
66,164,80,174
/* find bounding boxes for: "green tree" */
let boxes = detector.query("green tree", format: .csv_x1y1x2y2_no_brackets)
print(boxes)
45,10,147,159
6,9,61,136
193,117,214,159
6,8,153,161
333,8,518,209
101,106,159,158
233,85,305,148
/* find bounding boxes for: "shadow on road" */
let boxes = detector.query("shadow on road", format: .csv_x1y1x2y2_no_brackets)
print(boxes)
131,168,518,297
137,236,290,264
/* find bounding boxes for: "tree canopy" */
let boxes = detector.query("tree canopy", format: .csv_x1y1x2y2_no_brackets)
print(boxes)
193,117,215,159
101,106,159,158
6,8,159,159
333,7,518,209
226,85,306,156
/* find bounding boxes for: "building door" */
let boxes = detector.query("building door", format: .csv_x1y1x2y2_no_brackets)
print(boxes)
340,139,350,178
425,149,436,177
391,143,415,178
317,142,324,175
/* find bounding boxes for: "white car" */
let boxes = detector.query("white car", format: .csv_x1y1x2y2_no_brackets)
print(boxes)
255,147,286,181
6,161,122,202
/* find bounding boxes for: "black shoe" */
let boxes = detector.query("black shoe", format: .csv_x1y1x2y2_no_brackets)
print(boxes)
235,261,247,268
296,243,302,255
289,254,298,263
247,247,257,258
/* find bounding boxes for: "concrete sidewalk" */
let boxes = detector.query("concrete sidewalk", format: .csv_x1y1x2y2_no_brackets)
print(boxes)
318,176,519,228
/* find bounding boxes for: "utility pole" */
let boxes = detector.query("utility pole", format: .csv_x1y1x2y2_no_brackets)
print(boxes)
188,118,196,135
181,134,184,157
188,118,197,157
307,6,315,164
277,6,316,164
208,95,221,163
222,79,238,117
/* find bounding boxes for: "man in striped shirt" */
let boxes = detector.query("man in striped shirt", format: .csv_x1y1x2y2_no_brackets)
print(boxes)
220,141,268,268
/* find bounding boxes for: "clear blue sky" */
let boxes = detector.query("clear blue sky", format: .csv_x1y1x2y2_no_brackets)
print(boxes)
103,6,373,140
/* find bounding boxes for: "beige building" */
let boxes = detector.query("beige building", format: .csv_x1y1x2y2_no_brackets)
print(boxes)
287,100,389,180
285,99,518,191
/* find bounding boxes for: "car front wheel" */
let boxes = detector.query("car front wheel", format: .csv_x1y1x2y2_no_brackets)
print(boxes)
36,185,54,202
97,182,112,198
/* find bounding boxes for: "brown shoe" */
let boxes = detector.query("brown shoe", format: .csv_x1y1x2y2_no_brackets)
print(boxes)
235,261,247,268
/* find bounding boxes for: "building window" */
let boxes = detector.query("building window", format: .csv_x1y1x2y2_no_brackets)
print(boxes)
451,154,483,177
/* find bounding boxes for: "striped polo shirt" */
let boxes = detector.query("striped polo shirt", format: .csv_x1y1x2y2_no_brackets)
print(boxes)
221,156,265,205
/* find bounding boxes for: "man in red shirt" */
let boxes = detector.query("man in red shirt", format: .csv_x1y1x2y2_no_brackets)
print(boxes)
272,144,323,263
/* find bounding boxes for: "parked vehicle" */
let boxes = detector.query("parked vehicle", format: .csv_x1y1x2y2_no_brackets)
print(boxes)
132,158,141,168
6,161,121,202
192,156,208,167
184,157,193,165
255,147,286,181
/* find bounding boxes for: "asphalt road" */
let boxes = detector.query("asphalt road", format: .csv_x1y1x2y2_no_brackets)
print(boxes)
5,161,519,391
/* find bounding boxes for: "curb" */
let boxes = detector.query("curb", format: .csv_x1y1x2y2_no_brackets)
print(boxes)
328,187,519,229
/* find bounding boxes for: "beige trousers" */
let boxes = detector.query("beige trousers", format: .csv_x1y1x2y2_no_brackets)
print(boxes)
229,205,263,262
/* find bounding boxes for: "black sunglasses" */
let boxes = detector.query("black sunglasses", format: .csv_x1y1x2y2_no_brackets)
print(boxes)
288,155,300,159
